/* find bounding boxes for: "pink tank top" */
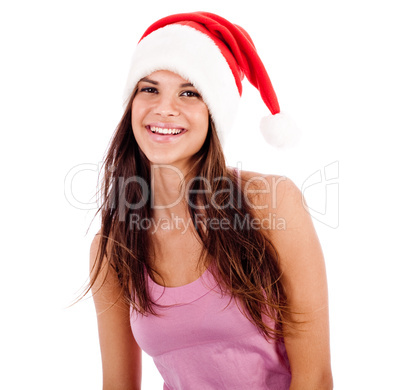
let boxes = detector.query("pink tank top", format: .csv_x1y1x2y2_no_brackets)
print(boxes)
130,268,291,389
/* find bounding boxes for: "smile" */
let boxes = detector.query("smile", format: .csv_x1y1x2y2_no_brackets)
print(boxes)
148,126,184,135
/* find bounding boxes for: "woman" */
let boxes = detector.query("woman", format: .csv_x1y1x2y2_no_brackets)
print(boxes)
89,12,333,390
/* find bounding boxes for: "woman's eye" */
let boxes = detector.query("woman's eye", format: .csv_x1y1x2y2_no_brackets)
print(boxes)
181,90,201,98
140,87,158,94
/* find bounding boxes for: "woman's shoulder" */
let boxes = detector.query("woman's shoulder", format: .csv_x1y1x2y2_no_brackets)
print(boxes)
237,170,319,258
89,231,115,278
233,168,303,216
90,231,104,268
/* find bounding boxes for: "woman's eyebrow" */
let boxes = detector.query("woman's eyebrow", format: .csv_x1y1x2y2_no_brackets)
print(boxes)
180,82,194,88
139,78,195,88
139,77,158,85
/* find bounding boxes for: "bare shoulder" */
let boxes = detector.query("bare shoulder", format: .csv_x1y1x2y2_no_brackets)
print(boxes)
238,169,321,267
89,231,110,287
89,231,123,306
237,169,303,219
89,231,102,269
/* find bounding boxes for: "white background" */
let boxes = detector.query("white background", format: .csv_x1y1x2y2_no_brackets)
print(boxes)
1,0,401,389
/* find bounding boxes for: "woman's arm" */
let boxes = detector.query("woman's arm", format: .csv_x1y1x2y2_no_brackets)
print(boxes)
90,234,142,390
249,174,333,389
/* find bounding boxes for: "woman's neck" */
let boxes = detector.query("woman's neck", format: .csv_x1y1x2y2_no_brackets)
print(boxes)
150,163,192,219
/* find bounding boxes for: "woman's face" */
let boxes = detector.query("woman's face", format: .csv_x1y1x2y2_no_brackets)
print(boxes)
131,70,209,171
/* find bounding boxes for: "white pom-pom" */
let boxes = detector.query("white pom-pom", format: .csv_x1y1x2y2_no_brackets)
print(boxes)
260,112,302,148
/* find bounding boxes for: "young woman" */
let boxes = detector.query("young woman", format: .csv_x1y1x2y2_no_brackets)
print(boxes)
89,12,333,390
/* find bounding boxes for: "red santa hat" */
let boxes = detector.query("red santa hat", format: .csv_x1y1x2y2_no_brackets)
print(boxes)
123,12,300,148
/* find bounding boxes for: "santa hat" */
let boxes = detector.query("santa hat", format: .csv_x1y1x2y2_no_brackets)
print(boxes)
123,12,300,148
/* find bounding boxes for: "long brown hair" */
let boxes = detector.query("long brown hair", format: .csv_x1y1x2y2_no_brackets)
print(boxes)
89,90,291,341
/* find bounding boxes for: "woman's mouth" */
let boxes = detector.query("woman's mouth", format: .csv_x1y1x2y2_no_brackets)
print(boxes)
147,125,185,135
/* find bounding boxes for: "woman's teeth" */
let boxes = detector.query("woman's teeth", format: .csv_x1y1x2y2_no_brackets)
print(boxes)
150,126,183,135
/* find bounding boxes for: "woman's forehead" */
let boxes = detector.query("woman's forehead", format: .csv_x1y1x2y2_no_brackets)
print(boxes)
140,70,193,85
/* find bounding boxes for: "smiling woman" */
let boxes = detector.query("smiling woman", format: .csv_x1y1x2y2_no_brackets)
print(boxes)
87,11,333,390
131,71,209,170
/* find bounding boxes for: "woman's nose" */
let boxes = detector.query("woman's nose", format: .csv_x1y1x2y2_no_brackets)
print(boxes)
154,94,179,117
